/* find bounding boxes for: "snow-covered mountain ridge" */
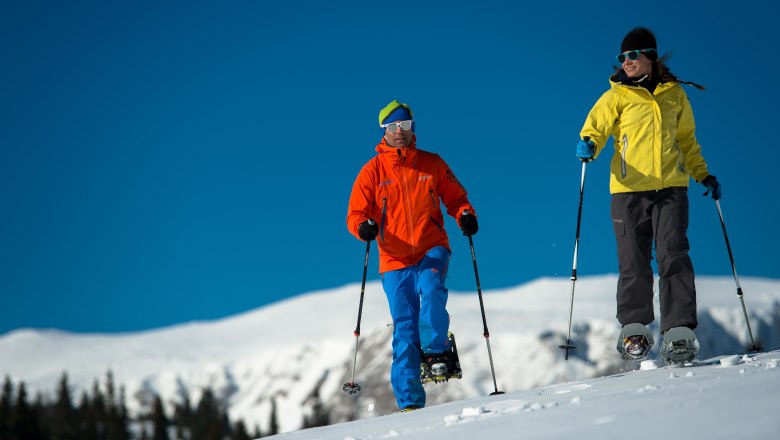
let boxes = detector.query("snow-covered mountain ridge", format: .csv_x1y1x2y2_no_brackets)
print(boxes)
1,275,779,434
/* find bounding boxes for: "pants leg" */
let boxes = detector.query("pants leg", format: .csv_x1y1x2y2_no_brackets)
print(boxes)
653,188,697,333
417,246,452,354
382,267,425,409
612,193,655,326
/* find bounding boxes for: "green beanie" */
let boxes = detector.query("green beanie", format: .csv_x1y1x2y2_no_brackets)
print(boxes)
378,100,414,126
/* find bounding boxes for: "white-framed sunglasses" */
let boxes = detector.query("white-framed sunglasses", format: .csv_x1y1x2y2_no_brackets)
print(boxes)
381,120,413,133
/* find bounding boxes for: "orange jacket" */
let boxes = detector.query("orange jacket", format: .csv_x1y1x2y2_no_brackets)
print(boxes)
347,136,475,273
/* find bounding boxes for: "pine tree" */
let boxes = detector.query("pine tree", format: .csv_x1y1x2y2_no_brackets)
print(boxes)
302,392,330,429
251,423,263,439
91,378,108,440
173,393,193,440
11,381,42,440
78,390,99,440
51,372,79,440
192,388,223,440
105,371,130,440
116,386,131,440
267,398,278,436
150,395,170,440
0,376,13,439
33,392,52,440
230,420,251,440
172,391,193,440
230,420,250,440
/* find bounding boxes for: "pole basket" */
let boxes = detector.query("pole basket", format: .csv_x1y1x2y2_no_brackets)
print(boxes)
342,382,361,395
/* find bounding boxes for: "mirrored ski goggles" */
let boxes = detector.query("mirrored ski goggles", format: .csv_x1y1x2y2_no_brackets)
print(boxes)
617,48,656,63
381,120,413,133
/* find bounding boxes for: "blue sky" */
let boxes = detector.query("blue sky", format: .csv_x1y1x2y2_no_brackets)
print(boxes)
2,1,777,334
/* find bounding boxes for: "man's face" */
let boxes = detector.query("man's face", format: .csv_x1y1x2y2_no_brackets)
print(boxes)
383,120,414,148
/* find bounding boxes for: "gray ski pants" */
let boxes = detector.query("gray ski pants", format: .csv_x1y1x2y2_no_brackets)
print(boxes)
611,187,697,333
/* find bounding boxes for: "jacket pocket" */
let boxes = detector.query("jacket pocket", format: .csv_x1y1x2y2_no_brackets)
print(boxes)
380,197,387,241
429,190,444,233
610,195,627,238
673,141,687,174
620,134,629,179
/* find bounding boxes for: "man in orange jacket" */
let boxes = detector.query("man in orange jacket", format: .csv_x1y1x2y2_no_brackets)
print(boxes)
347,100,478,411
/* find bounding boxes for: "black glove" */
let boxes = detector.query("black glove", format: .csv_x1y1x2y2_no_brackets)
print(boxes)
459,213,478,236
358,220,378,241
701,175,722,200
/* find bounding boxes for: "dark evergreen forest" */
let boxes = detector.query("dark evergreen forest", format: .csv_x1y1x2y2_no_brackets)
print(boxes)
0,372,274,440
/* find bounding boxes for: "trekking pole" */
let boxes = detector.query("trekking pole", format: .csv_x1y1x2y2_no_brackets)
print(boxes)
560,158,588,360
342,220,375,395
466,231,504,395
713,200,761,352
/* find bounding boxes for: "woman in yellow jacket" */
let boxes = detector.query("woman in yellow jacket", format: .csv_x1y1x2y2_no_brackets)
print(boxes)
576,27,722,365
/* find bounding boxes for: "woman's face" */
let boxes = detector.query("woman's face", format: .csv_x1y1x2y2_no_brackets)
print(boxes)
622,52,653,78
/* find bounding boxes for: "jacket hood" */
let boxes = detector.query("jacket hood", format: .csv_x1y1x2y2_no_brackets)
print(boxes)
609,69,677,94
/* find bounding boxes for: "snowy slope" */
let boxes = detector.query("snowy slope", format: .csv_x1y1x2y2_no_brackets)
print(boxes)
269,350,780,439
1,275,779,434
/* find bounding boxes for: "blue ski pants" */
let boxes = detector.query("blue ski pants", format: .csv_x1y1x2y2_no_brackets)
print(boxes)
381,246,451,409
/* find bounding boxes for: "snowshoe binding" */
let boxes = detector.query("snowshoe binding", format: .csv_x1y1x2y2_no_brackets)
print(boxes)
661,326,699,366
420,332,462,384
617,323,654,360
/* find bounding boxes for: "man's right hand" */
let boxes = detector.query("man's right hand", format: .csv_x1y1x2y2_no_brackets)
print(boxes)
358,220,378,241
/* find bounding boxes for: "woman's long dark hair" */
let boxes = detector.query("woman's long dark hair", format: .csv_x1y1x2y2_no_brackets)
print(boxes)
655,54,705,90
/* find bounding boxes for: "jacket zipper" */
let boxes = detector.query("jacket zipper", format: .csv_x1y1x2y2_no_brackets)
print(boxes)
399,151,417,253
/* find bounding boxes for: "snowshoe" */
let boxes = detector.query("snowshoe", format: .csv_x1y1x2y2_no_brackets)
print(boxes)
398,405,420,413
617,323,654,360
420,332,462,384
661,326,699,365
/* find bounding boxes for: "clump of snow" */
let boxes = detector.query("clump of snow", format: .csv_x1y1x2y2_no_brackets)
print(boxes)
640,360,658,370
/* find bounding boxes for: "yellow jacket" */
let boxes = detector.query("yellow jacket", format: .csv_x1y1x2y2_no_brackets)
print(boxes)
580,77,710,194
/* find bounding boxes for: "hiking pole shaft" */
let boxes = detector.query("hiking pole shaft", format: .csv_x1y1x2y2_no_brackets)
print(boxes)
715,200,759,352
468,234,503,395
354,239,371,337
560,160,587,360
344,220,374,395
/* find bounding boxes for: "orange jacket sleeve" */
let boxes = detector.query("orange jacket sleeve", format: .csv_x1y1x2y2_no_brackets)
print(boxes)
346,160,379,241
435,155,475,223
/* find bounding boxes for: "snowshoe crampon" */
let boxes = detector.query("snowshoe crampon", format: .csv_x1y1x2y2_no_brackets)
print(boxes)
661,327,699,365
420,332,462,384
617,323,654,360
622,335,651,360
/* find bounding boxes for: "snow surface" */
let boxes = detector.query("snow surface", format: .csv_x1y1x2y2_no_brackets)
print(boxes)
1,275,779,437
269,350,780,439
